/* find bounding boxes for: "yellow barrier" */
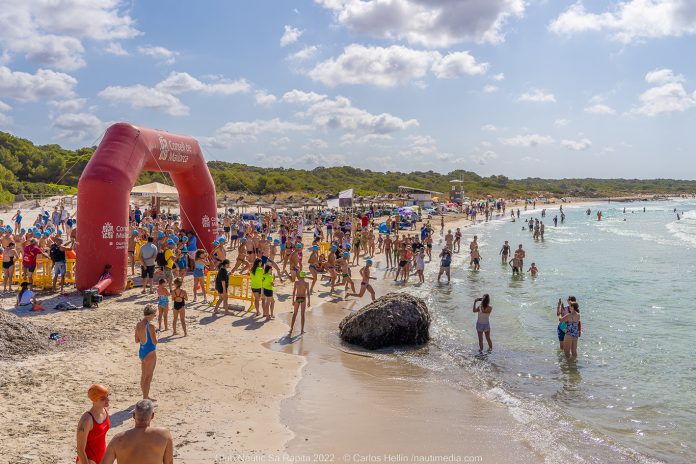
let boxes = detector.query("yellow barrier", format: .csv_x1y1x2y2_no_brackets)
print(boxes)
319,241,330,258
204,271,254,310
6,258,77,290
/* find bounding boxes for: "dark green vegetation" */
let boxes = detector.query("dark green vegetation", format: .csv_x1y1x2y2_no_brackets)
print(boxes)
1,131,695,204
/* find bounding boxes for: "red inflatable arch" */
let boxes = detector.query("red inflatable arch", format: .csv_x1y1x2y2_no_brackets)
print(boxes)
76,123,217,293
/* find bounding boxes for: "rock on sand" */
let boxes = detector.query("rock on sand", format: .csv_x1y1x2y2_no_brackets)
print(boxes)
339,292,431,350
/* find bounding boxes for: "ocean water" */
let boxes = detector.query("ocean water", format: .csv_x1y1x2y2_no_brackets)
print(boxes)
388,200,696,463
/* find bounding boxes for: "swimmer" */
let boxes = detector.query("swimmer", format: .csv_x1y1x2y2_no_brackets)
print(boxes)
289,271,310,336
473,294,493,353
156,279,169,331
135,305,158,400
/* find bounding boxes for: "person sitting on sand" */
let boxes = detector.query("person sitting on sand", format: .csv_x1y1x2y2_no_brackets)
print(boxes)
76,384,110,464
101,399,173,464
473,294,493,353
135,305,158,400
289,272,310,337
16,281,39,310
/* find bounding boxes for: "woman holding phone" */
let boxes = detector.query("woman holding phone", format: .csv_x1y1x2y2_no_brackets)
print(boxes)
472,294,493,353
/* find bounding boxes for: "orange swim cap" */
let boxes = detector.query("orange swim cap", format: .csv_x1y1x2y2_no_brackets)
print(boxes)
87,384,109,402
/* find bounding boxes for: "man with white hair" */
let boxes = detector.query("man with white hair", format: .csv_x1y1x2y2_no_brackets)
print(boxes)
101,399,173,464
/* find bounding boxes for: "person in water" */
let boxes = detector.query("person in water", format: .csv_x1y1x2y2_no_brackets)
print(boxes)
473,294,493,353
528,262,538,276
559,300,581,358
75,384,111,464
101,399,173,464
135,304,158,400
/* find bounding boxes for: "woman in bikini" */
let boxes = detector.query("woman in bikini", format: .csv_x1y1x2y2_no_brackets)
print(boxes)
171,278,188,336
559,301,581,358
473,294,493,353
135,305,158,399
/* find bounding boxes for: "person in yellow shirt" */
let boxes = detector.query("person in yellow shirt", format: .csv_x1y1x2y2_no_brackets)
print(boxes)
262,264,275,321
163,239,176,291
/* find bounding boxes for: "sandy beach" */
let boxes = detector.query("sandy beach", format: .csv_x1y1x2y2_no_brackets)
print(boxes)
0,196,554,463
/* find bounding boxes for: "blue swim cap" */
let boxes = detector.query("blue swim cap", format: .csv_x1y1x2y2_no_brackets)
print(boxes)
181,237,188,242
43,231,50,237
132,230,138,235
295,243,302,248
20,228,26,233
157,232,165,238
267,236,272,241
218,237,226,242
213,240,219,246
241,237,247,242
366,259,373,265
55,230,62,235
167,239,175,245
5,226,11,232
343,252,350,258
330,245,337,250
312,245,319,250
273,239,280,244
345,245,351,250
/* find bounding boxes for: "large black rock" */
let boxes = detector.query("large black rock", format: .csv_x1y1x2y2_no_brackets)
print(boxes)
339,292,431,350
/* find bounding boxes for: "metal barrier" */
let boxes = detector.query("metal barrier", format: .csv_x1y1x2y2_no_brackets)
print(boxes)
7,258,76,290
204,271,254,310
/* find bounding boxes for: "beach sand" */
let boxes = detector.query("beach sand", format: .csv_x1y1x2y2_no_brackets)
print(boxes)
0,198,559,463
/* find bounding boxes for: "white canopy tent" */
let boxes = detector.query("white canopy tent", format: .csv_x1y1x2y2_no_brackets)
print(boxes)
130,182,179,198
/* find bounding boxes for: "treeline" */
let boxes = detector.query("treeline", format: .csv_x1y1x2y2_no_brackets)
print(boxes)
1,130,696,204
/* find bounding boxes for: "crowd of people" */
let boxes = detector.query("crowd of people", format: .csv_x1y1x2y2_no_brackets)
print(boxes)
1,197,586,463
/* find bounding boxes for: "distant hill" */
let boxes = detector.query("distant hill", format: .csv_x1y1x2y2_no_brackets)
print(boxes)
1,130,695,204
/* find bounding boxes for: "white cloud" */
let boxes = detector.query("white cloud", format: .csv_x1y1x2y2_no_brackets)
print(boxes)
430,51,489,78
480,124,498,132
288,45,318,62
281,89,328,104
207,118,310,146
561,137,593,151
521,156,541,163
155,72,250,95
549,0,696,44
501,134,554,147
309,44,437,87
645,68,685,84
303,138,329,150
48,98,86,112
483,84,498,93
470,150,499,165
280,25,303,47
0,66,76,101
308,44,486,87
491,73,505,81
584,95,616,114
630,69,696,116
0,0,140,70
98,85,189,116
518,88,556,103
317,0,526,47
52,112,106,141
137,46,178,65
553,118,571,127
0,100,12,124
255,90,277,106
104,42,128,56
299,95,419,133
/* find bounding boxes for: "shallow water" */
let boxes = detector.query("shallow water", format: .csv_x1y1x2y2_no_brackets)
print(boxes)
389,200,696,463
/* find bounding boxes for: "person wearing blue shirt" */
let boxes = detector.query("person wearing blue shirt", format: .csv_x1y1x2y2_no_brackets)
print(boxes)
186,232,197,270
134,208,142,225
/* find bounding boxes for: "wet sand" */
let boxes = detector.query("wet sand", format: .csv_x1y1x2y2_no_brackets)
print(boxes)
269,301,543,463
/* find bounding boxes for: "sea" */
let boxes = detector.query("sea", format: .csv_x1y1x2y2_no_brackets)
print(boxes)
386,199,696,463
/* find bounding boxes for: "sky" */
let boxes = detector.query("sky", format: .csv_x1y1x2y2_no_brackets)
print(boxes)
0,0,695,179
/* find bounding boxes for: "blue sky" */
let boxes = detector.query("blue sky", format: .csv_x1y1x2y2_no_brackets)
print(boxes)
1,0,695,179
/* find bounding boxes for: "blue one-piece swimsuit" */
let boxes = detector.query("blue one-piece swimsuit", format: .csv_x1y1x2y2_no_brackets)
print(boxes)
139,321,156,360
